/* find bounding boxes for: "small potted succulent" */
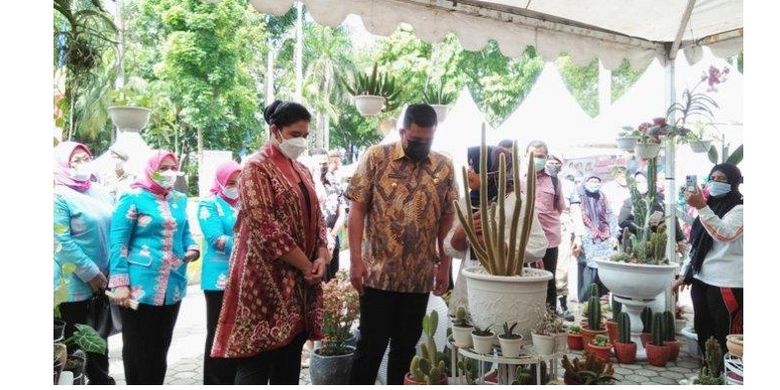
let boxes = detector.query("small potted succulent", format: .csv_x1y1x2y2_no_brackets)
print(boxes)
567,325,584,351
580,284,608,350
498,322,524,358
646,313,671,367
451,306,474,348
588,334,612,362
694,337,725,385
662,310,681,362
726,334,743,358
404,311,448,385
616,126,640,151
605,298,622,344
422,81,457,122
531,308,560,356
561,352,617,385
613,312,637,364
471,325,495,355
640,307,653,348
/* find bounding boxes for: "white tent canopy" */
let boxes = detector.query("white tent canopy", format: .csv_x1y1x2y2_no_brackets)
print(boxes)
251,0,742,70
490,63,596,151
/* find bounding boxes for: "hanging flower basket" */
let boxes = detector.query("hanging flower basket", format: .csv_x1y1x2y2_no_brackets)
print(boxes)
616,137,639,152
689,140,712,153
430,104,451,123
353,95,385,117
634,143,661,159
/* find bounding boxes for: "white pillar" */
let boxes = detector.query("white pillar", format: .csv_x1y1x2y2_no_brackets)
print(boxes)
294,1,304,103
664,59,678,312
598,59,612,115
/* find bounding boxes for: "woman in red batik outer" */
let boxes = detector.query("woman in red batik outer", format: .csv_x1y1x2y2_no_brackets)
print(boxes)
211,101,330,385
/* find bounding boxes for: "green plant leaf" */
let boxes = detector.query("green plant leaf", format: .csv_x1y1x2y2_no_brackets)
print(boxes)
708,145,719,165
726,144,743,165
65,324,107,354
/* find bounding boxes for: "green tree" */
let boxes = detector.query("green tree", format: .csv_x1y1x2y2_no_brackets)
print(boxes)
557,55,598,117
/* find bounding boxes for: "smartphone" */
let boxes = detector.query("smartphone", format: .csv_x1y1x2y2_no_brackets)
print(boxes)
685,175,697,193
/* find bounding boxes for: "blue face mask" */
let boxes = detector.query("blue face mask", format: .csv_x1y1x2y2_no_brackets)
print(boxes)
534,158,547,172
707,181,732,197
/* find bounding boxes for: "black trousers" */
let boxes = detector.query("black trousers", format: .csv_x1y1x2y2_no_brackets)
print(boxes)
204,291,238,385
542,247,559,309
324,236,340,282
350,287,430,385
59,299,114,385
120,302,181,385
576,254,609,302
691,279,743,356
233,331,309,385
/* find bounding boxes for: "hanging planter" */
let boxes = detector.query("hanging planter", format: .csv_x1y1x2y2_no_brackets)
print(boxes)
689,140,713,153
108,106,151,131
634,142,661,159
430,104,451,122
423,82,456,123
616,137,639,152
353,95,385,116
345,63,401,118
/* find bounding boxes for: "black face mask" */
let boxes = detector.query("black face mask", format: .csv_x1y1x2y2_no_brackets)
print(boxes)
404,139,432,161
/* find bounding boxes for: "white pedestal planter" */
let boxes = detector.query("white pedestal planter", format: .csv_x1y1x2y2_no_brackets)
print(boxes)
463,267,553,341
689,140,712,153
430,104,451,122
452,325,474,348
109,106,151,131
634,143,661,159
531,333,555,356
498,336,524,358
594,260,678,359
353,95,385,116
472,333,495,354
616,137,638,152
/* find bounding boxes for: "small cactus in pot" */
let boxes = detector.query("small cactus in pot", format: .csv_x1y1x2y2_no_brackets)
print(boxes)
646,313,670,367
613,312,636,364
662,310,681,361
639,306,653,347
581,284,607,350
451,306,474,348
405,311,447,385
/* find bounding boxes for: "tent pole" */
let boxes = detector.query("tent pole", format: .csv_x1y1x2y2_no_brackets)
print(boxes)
664,57,677,312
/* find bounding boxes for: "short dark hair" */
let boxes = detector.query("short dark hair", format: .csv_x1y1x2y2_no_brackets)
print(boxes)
498,139,514,149
402,104,437,129
526,140,548,154
263,100,311,128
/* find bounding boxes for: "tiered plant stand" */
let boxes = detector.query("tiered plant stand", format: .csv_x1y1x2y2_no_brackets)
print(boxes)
724,353,743,385
448,337,564,385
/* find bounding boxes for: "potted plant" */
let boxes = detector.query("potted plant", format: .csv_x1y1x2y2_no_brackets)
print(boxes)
694,337,725,385
613,312,637,364
54,342,68,385
471,325,495,355
580,284,607,349
344,62,402,117
422,81,457,122
662,310,681,362
404,312,448,385
310,272,359,385
684,123,713,153
605,298,622,344
451,306,474,348
531,308,560,356
64,350,87,385
633,121,662,159
640,307,653,348
646,313,671,367
561,352,617,385
616,126,640,151
498,322,524,358
513,366,535,385
588,335,612,362
726,334,743,358
456,129,554,341
567,325,584,351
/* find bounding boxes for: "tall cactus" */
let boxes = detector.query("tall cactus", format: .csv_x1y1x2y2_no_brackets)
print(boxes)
651,313,665,346
663,311,676,342
640,307,653,333
705,336,723,377
617,312,632,344
611,297,622,320
453,127,537,276
587,284,602,330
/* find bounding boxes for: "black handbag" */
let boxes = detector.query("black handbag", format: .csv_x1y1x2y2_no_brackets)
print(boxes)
86,292,122,338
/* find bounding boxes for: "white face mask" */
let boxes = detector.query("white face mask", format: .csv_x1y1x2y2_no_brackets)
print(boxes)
275,132,307,160
152,170,179,189
70,163,93,182
223,186,239,200
585,182,601,193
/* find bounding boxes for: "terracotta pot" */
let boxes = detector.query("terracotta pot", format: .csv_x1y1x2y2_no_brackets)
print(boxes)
726,334,743,358
640,332,652,348
580,325,607,348
605,320,618,344
567,333,584,350
664,340,681,362
588,342,612,362
613,341,637,364
404,373,447,385
646,343,670,367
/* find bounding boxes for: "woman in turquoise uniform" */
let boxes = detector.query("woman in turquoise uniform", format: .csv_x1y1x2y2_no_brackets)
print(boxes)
53,141,115,384
199,160,241,384
109,151,200,385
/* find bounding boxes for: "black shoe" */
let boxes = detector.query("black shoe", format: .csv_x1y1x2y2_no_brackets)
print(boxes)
557,308,575,322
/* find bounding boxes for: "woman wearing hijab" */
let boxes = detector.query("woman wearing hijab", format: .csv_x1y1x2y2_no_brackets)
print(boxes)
108,151,200,385
676,163,743,355
445,145,549,313
53,141,115,385
570,176,619,302
198,160,242,384
211,100,329,385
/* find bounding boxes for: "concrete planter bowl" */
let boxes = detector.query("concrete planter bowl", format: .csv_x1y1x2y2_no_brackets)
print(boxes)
108,106,151,130
309,346,355,385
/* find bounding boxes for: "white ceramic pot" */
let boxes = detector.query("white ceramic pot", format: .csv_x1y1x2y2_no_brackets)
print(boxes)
634,143,661,159
452,325,474,348
616,137,638,152
472,333,495,355
353,95,385,116
498,335,524,358
108,106,151,131
463,267,553,341
554,332,568,353
430,104,451,122
689,140,712,153
532,333,556,356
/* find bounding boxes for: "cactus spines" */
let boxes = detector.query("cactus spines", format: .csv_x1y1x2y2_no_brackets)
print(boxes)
695,337,725,384
617,312,632,344
410,355,425,381
620,227,632,255
662,311,676,342
454,306,470,327
515,366,534,385
587,284,602,330
453,128,537,276
409,311,446,384
651,313,665,346
640,307,653,333
611,297,622,320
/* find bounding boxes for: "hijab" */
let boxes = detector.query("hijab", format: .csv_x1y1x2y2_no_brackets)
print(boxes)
578,176,611,241
53,141,93,192
210,161,242,206
131,150,179,198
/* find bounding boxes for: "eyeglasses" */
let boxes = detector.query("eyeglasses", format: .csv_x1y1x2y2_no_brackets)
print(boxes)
71,155,93,165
